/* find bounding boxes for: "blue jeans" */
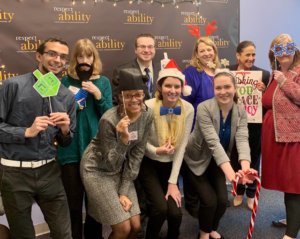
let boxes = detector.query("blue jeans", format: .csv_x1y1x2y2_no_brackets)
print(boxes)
0,161,72,239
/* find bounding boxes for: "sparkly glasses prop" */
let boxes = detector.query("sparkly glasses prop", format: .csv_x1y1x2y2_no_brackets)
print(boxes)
272,42,297,57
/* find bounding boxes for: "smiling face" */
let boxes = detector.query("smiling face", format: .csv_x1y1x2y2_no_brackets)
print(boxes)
275,36,295,69
159,77,183,107
121,90,145,116
196,42,216,67
214,74,236,108
134,36,156,65
237,45,256,70
36,41,69,75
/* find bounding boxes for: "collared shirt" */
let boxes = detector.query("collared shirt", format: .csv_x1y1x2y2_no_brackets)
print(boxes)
137,59,154,84
0,72,76,161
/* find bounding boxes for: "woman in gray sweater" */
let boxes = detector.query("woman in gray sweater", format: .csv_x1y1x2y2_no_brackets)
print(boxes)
80,68,153,239
182,69,255,239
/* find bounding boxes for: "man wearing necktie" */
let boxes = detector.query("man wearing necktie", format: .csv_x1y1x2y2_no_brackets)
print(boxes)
112,33,160,105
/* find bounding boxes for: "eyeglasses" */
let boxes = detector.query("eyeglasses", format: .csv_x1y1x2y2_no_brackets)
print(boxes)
43,50,69,62
123,92,145,101
137,45,155,50
272,42,297,57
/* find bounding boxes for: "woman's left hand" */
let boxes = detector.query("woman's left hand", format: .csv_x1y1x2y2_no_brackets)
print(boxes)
165,183,182,208
82,81,101,100
273,70,286,86
119,195,132,212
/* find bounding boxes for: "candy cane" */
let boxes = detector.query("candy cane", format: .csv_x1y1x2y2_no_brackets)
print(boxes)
232,172,261,239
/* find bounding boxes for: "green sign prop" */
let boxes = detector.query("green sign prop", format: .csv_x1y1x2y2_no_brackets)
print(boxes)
33,69,61,97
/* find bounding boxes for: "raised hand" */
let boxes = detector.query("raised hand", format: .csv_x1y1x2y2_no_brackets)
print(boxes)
50,112,70,135
273,70,286,85
25,116,55,138
116,115,131,144
156,139,175,155
82,81,101,100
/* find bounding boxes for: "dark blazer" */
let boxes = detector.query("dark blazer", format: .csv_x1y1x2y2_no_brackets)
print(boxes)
112,59,160,105
229,64,270,86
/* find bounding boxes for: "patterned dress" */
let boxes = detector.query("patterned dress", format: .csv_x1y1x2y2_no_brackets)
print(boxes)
80,107,153,225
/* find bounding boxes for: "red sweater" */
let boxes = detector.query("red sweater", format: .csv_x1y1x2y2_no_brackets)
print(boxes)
273,65,300,142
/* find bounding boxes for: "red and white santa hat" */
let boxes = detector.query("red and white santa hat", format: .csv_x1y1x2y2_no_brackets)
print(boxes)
157,58,192,96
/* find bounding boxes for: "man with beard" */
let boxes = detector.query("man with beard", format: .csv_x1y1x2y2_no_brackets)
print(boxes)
0,38,76,238
57,38,112,239
112,33,160,105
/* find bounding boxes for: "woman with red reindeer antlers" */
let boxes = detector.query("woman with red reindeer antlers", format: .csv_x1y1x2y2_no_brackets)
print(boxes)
261,33,300,239
138,59,194,239
182,36,221,129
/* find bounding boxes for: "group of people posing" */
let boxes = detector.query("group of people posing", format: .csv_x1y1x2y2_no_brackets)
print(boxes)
0,32,299,239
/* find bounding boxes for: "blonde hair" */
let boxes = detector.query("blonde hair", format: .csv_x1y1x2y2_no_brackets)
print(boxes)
68,38,102,78
189,36,220,71
268,33,300,70
153,98,186,148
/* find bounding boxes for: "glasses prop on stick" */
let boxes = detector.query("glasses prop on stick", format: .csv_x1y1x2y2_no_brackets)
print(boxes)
272,42,297,70
33,69,61,113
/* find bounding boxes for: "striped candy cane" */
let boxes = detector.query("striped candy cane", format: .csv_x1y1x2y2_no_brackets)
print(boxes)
231,171,261,239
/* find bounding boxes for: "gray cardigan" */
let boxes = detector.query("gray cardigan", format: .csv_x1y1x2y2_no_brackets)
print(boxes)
184,98,251,176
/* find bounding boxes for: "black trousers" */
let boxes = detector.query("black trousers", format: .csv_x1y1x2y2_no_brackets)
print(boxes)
231,123,261,198
138,157,182,239
285,193,300,238
0,161,72,239
181,160,227,233
61,163,102,239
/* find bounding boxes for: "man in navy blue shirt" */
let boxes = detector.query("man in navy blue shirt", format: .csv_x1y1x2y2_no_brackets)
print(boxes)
0,38,76,239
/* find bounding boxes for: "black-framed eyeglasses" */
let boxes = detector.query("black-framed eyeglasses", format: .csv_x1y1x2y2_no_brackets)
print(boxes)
123,92,145,101
43,50,69,62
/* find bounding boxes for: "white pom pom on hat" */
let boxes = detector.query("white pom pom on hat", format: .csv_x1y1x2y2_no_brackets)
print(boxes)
157,59,192,96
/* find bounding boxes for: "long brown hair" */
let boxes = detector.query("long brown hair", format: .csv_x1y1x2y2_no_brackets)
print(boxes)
68,38,102,78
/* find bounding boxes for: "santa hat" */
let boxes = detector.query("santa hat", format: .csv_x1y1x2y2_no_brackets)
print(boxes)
157,59,192,96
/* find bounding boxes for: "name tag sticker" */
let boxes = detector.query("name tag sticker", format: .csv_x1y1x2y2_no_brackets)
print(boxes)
129,131,138,141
